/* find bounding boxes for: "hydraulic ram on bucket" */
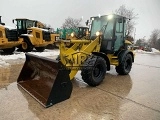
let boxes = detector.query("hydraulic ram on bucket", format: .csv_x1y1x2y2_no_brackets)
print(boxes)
17,53,72,108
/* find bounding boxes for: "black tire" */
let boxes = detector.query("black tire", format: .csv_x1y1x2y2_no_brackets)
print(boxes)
20,38,33,52
17,45,23,52
116,54,132,75
3,47,15,54
81,55,107,86
35,47,45,52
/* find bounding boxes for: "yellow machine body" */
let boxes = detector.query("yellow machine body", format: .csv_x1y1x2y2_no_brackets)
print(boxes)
0,25,22,50
23,27,57,47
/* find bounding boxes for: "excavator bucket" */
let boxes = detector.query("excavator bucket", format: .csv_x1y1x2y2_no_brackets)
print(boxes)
17,53,72,108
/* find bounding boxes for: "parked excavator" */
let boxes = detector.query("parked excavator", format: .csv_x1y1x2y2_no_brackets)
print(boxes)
17,14,134,108
0,16,22,53
13,18,59,52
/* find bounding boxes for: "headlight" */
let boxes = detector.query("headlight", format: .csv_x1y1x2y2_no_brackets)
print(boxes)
96,31,100,36
71,32,74,37
55,36,59,41
108,14,113,20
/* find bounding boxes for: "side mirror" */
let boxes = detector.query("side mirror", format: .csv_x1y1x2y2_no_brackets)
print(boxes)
12,19,15,23
85,20,89,26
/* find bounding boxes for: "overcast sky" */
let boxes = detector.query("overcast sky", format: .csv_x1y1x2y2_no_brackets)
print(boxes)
1,0,160,40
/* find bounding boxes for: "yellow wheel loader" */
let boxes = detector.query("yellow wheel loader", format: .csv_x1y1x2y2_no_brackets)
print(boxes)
70,27,90,39
13,18,59,52
67,27,90,47
56,27,89,48
17,14,134,107
0,16,22,54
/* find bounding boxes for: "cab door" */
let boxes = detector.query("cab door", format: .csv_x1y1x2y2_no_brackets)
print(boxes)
114,18,125,51
16,20,27,36
100,19,116,53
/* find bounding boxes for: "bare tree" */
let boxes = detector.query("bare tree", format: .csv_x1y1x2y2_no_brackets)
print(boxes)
115,5,138,36
42,24,54,32
149,29,160,49
157,38,160,50
135,39,142,46
61,17,82,29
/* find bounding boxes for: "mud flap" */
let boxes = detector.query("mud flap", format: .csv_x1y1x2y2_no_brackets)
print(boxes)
17,53,72,108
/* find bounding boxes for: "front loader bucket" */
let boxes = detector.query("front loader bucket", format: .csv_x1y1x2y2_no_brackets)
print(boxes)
17,53,72,108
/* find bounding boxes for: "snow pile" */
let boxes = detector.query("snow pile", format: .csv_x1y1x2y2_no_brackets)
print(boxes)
0,52,25,61
134,49,147,53
29,49,59,57
0,49,60,68
151,48,159,53
135,50,144,53
0,49,59,61
0,59,10,67
135,48,160,54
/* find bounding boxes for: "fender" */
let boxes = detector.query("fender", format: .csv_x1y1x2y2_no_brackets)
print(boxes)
92,52,110,71
20,34,34,45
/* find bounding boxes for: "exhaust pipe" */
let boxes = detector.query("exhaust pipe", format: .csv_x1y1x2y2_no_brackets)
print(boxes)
0,16,5,25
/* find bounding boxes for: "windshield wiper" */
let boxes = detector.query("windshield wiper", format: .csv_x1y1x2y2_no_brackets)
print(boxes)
100,22,109,33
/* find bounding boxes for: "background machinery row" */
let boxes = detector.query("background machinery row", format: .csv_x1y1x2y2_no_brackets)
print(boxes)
0,16,91,54
0,16,59,53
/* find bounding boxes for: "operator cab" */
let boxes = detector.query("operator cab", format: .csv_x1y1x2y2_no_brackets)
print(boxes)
90,14,126,53
13,19,39,36
77,27,89,38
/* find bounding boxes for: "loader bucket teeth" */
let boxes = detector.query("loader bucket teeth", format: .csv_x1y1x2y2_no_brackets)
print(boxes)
17,53,72,108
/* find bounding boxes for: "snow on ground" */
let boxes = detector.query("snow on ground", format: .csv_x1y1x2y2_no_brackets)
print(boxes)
0,60,10,67
134,48,160,54
0,49,59,61
0,52,25,60
0,48,159,67
151,48,159,53
0,49,59,67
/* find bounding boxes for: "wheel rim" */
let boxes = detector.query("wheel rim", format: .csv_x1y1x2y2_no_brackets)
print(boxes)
22,42,28,50
93,64,102,78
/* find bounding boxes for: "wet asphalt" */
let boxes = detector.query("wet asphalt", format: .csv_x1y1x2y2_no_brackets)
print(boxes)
0,52,160,120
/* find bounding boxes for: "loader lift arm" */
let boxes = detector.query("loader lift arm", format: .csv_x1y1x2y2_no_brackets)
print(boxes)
58,37,101,80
